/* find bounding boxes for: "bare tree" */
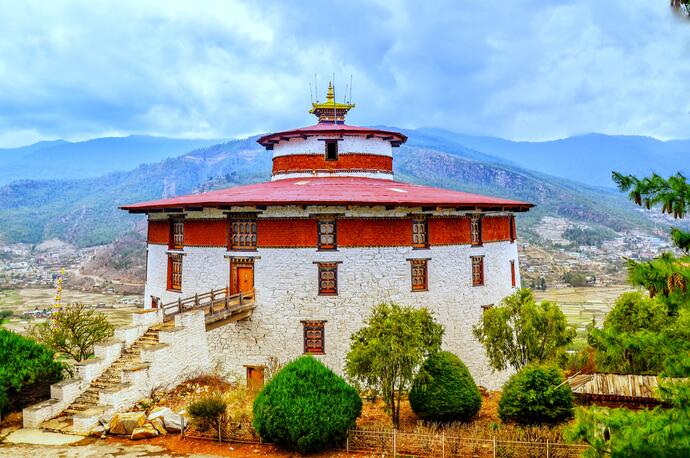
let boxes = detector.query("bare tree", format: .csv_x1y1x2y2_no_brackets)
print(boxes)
29,303,114,362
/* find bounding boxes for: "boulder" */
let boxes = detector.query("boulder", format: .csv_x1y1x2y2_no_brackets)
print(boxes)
148,406,185,433
131,423,159,440
108,411,147,436
150,417,167,435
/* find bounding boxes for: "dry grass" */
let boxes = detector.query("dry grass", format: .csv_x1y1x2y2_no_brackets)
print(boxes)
356,391,569,443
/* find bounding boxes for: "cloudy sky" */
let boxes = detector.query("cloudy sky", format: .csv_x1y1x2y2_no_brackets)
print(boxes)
0,0,689,147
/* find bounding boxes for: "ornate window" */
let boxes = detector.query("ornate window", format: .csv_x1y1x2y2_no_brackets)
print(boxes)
318,219,337,250
167,254,183,291
170,218,184,249
470,215,482,246
229,215,257,250
471,255,484,287
412,215,428,248
510,260,516,287
303,320,325,354
318,263,338,296
410,259,428,291
325,140,338,161
482,304,494,313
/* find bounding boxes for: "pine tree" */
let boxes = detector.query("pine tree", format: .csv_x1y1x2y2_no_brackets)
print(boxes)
566,172,690,456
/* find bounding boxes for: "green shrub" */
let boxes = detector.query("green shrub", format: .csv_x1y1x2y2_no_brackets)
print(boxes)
253,355,362,454
0,329,64,414
409,351,482,422
498,365,574,425
187,392,227,432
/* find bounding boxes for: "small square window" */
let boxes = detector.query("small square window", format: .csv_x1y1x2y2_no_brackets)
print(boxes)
303,321,325,354
410,259,428,291
471,255,484,287
318,263,338,295
325,140,338,161
412,215,428,248
482,304,494,313
318,219,337,250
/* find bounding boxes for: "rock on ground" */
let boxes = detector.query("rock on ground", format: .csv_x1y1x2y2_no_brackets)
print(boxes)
130,424,159,440
108,412,146,436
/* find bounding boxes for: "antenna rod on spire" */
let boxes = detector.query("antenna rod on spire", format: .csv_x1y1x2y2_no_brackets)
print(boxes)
349,74,353,104
314,74,318,103
309,82,314,104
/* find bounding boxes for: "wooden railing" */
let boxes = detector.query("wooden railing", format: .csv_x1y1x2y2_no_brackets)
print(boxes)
160,287,256,326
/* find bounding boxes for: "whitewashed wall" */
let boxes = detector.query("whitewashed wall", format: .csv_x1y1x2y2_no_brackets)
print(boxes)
272,135,393,157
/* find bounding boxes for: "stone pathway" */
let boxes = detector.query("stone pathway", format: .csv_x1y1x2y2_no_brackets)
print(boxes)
0,441,181,457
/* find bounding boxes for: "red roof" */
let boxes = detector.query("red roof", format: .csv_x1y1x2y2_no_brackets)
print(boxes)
121,177,533,213
257,123,407,147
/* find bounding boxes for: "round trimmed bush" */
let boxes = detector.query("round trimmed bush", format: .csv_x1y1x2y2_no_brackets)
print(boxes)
409,351,482,422
498,365,574,425
252,355,362,454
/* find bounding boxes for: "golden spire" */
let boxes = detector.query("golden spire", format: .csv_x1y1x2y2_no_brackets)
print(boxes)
309,81,355,123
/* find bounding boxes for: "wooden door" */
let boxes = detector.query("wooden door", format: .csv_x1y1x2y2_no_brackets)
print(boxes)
238,266,254,293
231,260,254,295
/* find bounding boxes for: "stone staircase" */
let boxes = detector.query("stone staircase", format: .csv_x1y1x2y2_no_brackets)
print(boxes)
42,324,167,433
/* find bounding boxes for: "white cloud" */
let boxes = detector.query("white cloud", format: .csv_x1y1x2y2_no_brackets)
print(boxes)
0,0,688,147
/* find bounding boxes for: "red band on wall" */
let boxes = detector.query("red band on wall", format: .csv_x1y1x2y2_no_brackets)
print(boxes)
272,153,393,175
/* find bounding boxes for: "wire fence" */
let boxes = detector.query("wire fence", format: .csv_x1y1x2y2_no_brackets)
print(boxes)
345,429,590,458
181,422,589,457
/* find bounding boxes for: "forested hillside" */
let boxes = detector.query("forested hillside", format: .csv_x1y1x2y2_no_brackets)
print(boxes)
0,130,652,247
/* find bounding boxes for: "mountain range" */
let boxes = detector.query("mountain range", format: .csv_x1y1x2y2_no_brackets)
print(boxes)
0,136,224,184
0,129,683,248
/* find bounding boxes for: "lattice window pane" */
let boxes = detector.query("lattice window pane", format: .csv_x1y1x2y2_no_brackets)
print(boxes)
230,216,258,250
471,215,482,245
318,263,338,295
303,321,325,353
412,216,428,248
472,256,484,286
410,259,428,291
169,255,183,291
318,219,337,249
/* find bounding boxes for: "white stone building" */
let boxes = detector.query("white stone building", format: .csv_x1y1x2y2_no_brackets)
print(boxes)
122,84,533,388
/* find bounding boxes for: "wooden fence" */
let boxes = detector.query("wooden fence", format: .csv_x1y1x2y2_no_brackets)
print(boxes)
159,287,256,327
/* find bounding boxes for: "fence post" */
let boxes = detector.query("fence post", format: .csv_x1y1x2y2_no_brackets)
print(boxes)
546,439,550,458
393,428,397,457
442,431,445,458
493,435,496,458
346,430,350,453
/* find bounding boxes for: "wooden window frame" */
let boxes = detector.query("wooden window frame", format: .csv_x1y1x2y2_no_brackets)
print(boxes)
317,218,337,250
471,255,484,287
169,217,184,249
302,320,326,354
410,259,428,292
167,254,183,292
317,262,338,296
412,215,429,249
324,140,338,161
228,214,258,251
510,260,516,287
470,215,483,246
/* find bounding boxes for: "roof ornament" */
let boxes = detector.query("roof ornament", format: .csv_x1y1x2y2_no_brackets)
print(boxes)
309,80,355,124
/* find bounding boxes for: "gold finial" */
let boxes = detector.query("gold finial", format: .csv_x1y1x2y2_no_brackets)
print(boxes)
310,81,355,123
325,81,335,102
